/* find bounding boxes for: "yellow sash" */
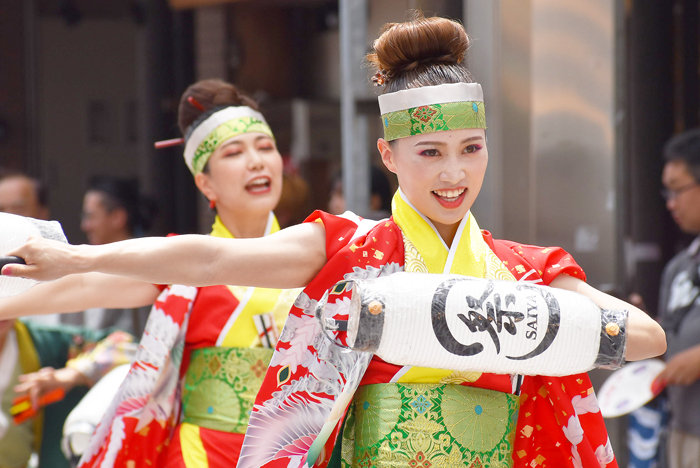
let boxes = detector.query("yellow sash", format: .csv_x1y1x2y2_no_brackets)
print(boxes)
210,214,300,347
390,189,515,383
13,321,43,452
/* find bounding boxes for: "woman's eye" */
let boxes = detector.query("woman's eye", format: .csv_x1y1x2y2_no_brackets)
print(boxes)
224,151,242,157
420,149,439,157
465,144,482,154
259,145,275,152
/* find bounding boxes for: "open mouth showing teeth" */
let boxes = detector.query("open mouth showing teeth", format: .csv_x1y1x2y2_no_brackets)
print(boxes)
433,188,465,202
246,177,271,192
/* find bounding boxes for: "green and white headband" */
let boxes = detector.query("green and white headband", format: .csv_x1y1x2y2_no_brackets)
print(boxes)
378,82,486,141
184,106,274,175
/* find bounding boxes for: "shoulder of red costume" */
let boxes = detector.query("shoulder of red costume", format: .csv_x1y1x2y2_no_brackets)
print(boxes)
305,210,391,259
480,230,586,284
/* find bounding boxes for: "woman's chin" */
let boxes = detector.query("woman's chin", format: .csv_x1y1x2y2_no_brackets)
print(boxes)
426,206,469,227
428,214,464,231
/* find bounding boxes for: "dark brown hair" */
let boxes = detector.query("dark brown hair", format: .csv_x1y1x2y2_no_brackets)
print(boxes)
366,13,473,93
177,79,259,134
664,128,700,183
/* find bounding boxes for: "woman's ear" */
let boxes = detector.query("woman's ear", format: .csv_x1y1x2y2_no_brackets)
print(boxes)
194,172,216,203
377,139,397,174
108,207,129,232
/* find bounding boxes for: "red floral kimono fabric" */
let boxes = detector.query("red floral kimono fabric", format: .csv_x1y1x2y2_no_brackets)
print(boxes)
241,211,616,468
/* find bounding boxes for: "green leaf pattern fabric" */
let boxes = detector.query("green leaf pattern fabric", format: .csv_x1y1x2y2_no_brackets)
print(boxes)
182,346,274,433
341,383,518,468
382,102,486,141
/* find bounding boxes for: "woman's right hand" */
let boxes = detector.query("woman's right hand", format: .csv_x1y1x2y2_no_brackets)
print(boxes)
2,236,87,281
15,367,88,409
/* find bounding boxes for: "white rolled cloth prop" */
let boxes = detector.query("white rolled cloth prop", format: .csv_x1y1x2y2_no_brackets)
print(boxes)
317,272,627,376
0,212,68,297
61,364,130,462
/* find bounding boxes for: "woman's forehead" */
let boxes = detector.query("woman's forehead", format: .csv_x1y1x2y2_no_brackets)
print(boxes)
400,128,486,146
218,132,274,148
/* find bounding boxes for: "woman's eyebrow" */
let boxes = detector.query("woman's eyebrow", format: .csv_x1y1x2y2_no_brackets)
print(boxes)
461,136,484,144
219,140,243,150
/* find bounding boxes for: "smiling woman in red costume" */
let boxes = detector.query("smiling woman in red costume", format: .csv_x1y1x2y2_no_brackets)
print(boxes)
3,15,666,468
0,79,300,468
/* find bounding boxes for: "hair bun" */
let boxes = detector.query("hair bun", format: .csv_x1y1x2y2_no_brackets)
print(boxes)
368,15,470,81
178,79,259,134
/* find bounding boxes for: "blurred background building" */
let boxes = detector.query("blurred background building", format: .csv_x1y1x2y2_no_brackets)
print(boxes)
0,1,697,461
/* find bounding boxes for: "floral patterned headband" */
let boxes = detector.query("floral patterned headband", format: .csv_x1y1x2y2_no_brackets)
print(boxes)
378,82,486,141
183,106,274,175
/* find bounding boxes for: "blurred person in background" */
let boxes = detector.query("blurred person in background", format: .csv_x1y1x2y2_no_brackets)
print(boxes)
652,129,700,468
0,172,59,327
328,165,394,218
0,172,49,220
60,176,158,335
80,176,156,246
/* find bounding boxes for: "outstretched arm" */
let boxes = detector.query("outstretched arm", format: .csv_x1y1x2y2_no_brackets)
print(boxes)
2,222,327,290
0,273,161,321
550,274,667,361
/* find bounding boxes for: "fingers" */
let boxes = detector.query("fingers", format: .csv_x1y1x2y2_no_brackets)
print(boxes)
1,263,39,280
14,367,57,408
2,236,40,279
658,363,700,386
1,236,73,281
651,375,667,395
28,384,42,409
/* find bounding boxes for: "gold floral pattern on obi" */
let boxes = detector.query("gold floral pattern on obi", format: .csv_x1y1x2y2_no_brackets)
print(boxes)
182,346,273,433
382,102,486,141
341,383,518,468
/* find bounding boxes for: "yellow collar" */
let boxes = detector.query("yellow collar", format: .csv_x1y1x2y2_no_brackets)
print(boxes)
392,189,513,280
210,213,280,239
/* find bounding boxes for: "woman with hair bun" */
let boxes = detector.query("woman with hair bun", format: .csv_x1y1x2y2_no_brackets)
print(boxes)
0,78,299,467
4,15,665,468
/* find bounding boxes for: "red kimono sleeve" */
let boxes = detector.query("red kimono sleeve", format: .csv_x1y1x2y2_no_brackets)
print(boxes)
305,210,365,260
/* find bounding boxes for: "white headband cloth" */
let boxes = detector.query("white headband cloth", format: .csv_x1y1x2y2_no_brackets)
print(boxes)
183,106,273,175
378,82,484,115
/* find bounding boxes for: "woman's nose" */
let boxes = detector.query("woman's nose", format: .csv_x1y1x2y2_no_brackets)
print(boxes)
439,165,466,183
247,150,265,170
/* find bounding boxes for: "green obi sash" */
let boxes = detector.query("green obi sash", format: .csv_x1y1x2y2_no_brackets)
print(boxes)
182,346,273,433
339,383,519,468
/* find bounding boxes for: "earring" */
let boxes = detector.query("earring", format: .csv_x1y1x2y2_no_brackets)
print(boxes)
209,199,216,210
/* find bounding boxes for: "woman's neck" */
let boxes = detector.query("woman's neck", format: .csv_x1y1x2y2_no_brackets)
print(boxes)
432,219,460,247
216,209,270,239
